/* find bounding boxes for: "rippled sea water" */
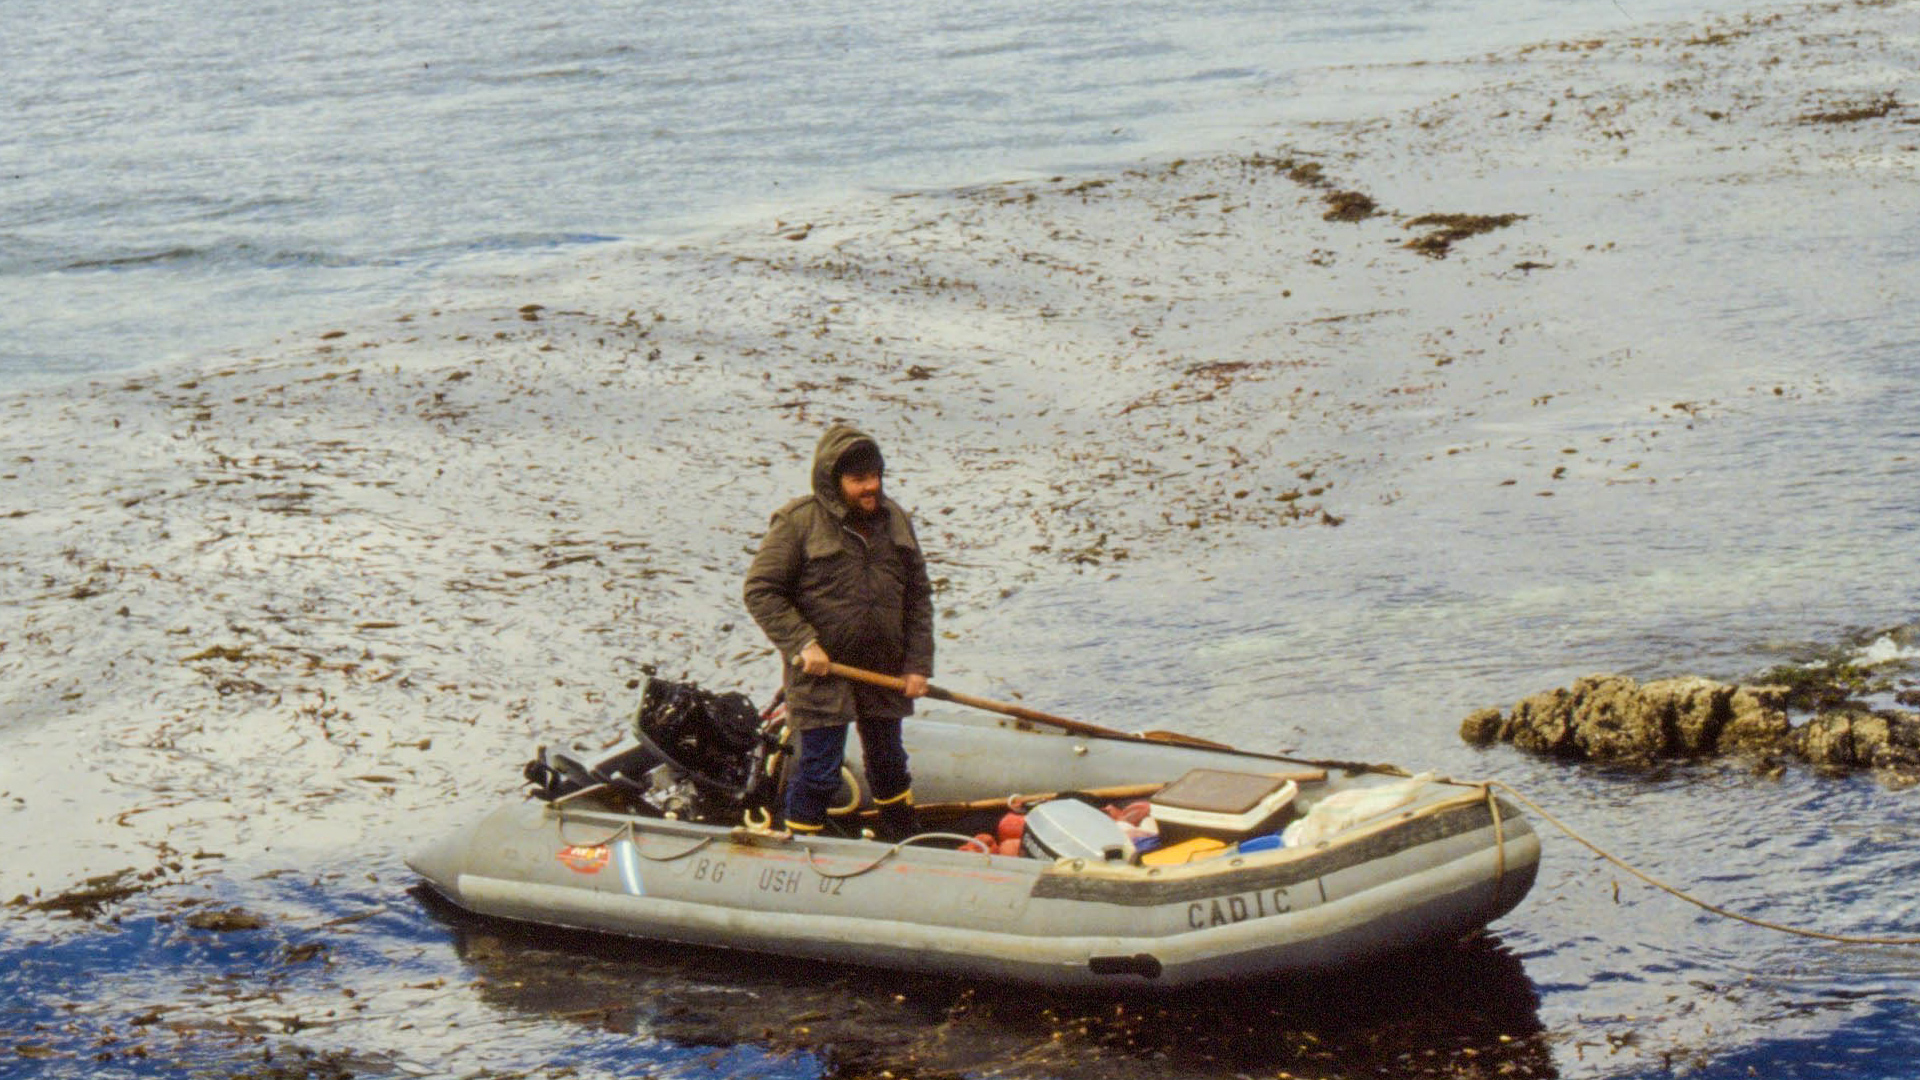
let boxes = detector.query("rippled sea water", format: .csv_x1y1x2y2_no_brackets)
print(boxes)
5,0,1920,1077
5,0,1765,386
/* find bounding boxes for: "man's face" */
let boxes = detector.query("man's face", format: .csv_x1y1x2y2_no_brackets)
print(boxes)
837,469,883,516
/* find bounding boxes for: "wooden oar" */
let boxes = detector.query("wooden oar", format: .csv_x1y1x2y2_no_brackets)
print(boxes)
887,782,1167,819
823,661,1238,750
890,771,1329,821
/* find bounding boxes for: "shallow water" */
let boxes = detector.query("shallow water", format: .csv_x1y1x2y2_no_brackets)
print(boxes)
5,0,1920,1077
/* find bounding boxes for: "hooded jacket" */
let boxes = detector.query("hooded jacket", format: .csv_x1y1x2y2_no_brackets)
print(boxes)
743,425,935,730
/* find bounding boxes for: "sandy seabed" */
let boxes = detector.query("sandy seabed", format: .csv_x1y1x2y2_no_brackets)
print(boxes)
3,2,1918,1076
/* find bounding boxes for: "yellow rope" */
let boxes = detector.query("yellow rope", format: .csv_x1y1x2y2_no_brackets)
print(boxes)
1489,780,1920,946
826,766,862,817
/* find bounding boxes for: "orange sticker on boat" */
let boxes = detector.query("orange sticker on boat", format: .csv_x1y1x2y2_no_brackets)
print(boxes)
557,844,610,874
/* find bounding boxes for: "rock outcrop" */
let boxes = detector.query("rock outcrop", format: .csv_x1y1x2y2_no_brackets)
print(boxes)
1792,708,1920,773
1462,673,1920,781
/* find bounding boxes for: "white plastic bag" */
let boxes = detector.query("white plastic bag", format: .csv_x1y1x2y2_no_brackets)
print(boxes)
1282,772,1434,847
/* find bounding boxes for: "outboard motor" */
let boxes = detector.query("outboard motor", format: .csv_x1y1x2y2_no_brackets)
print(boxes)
523,738,660,803
632,676,781,822
522,677,781,824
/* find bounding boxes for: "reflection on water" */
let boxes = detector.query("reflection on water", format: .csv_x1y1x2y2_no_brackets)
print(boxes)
420,886,1556,1080
0,876,1551,1078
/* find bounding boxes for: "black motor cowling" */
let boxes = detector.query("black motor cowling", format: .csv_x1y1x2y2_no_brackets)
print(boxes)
522,677,780,823
633,676,777,809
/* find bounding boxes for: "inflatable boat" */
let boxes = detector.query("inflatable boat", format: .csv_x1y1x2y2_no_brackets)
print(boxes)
408,677,1539,989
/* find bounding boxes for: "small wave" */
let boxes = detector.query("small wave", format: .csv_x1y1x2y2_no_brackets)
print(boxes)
468,65,609,87
932,38,1043,63
3,231,624,285
61,246,208,272
183,192,314,226
1052,38,1180,65
400,233,622,261
54,243,364,274
1182,66,1261,84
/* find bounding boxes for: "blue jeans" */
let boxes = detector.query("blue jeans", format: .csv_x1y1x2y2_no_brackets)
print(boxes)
785,717,911,829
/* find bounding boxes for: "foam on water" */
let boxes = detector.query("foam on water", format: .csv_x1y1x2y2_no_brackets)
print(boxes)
1859,635,1920,668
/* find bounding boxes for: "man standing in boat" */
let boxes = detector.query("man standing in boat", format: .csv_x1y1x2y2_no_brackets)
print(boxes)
743,424,935,840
